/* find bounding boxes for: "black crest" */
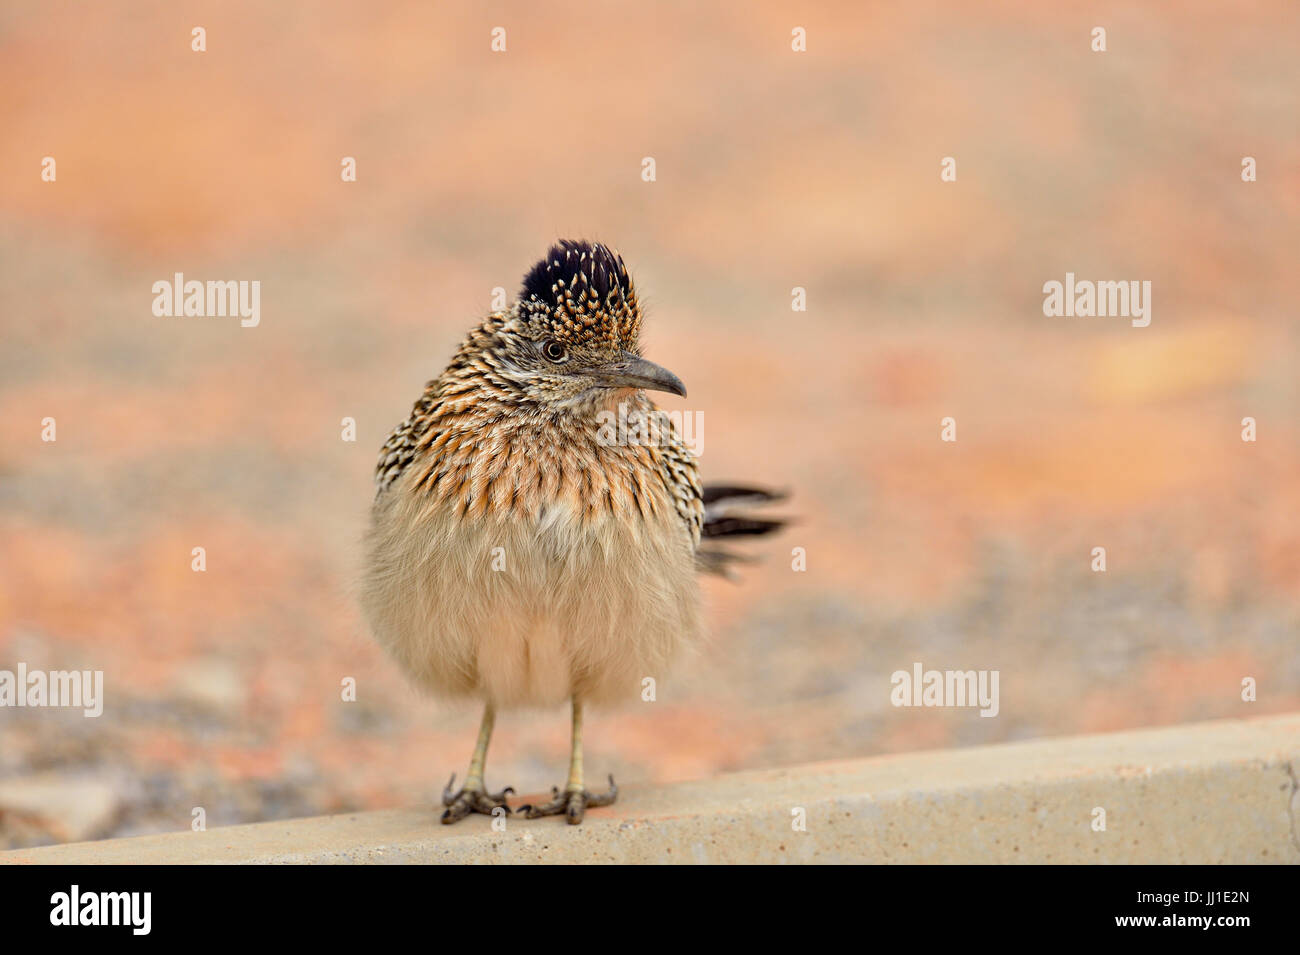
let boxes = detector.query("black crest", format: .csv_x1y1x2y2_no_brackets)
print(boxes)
520,239,633,309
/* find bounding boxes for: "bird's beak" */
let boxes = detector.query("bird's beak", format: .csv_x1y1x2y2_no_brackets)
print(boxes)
585,352,687,397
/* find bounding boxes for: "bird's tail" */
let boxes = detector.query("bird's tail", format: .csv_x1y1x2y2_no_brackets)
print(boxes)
697,483,789,579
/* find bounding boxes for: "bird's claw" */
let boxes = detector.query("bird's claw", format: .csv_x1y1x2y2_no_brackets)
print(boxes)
517,775,617,825
440,774,515,823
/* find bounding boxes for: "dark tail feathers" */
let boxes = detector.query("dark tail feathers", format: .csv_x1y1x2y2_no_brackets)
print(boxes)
697,483,789,579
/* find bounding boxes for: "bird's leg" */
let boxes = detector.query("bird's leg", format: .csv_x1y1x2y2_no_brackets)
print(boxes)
518,697,618,825
440,703,515,823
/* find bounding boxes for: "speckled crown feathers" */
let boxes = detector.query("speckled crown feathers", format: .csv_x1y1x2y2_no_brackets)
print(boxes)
518,240,641,348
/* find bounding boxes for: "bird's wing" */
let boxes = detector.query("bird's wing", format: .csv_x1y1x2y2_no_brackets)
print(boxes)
374,386,438,496
652,411,705,548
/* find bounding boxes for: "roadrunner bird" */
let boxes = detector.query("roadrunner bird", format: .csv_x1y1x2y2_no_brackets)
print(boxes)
361,240,784,824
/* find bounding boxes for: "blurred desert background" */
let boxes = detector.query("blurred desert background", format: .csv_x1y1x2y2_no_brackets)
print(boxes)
1,1,1297,847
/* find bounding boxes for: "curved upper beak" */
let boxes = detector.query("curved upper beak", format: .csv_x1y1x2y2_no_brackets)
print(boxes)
584,352,687,397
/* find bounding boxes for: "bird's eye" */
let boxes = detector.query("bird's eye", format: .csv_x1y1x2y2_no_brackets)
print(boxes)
541,340,568,363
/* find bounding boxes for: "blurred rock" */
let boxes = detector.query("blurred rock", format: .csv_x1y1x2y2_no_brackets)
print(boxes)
0,772,122,845
171,658,248,712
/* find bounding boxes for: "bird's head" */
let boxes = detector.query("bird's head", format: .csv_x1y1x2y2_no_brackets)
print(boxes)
497,240,686,410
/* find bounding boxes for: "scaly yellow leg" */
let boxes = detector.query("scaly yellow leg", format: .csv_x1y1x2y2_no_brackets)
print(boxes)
520,697,618,824
441,703,514,823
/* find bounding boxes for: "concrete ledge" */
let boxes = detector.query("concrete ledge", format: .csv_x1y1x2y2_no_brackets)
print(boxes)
3,714,1298,864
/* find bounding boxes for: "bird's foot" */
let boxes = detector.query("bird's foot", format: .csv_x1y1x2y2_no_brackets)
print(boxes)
440,774,515,824
517,775,617,825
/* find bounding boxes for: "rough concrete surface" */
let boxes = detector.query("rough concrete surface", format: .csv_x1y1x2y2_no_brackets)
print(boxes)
3,715,1296,865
